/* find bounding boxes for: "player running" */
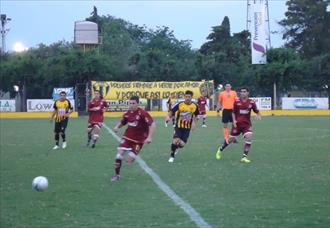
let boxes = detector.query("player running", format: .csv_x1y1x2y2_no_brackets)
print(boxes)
86,90,109,148
215,86,261,163
165,93,176,127
111,96,156,182
166,90,199,163
197,91,208,127
50,91,73,150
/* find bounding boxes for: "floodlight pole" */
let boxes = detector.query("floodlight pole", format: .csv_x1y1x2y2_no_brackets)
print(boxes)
1,14,11,55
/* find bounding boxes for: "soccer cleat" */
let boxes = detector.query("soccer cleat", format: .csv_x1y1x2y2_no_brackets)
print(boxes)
52,145,60,150
168,157,175,163
165,122,168,127
202,124,207,128
111,175,120,182
91,144,95,148
215,147,222,160
173,124,175,128
86,140,91,147
62,142,67,149
240,157,251,163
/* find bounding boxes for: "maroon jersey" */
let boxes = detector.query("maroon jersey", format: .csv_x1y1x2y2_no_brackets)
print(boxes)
121,108,153,143
197,96,207,112
233,98,259,127
88,98,108,123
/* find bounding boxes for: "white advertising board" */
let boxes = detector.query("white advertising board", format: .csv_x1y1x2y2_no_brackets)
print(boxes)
282,98,328,110
251,0,267,64
251,97,272,110
0,100,16,112
27,99,75,112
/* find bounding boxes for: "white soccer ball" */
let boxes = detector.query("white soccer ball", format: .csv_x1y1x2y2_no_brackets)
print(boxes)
32,176,49,191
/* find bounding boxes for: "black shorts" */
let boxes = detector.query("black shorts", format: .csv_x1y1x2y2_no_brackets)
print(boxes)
222,109,233,123
54,118,68,133
173,127,191,143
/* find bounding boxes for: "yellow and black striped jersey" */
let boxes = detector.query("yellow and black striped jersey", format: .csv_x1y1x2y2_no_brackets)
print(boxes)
171,101,199,129
53,99,73,122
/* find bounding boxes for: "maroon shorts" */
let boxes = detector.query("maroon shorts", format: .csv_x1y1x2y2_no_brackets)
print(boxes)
230,124,252,137
199,110,206,115
88,122,102,129
118,138,143,155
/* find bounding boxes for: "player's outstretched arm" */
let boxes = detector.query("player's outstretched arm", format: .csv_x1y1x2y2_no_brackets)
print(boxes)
191,116,197,131
232,112,237,128
113,121,124,133
144,122,156,144
252,103,261,120
49,110,56,122
256,112,262,120
64,101,74,117
165,111,173,122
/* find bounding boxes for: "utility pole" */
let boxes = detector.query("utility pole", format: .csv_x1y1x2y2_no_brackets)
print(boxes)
1,14,11,55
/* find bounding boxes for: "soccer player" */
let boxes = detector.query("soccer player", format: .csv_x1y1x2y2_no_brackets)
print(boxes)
166,90,199,163
50,91,73,149
218,83,237,140
197,91,208,127
165,93,176,127
111,96,156,182
87,90,109,148
215,86,261,163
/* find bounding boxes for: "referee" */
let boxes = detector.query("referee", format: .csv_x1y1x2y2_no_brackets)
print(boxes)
218,83,237,140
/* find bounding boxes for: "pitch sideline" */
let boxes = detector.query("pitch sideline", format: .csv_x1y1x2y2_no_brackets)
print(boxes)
103,123,211,228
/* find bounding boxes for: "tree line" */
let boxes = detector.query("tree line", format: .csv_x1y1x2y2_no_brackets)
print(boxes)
0,0,329,106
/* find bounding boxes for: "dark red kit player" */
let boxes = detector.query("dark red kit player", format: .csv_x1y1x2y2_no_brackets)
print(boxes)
87,90,109,148
111,96,156,182
215,86,261,163
197,91,208,127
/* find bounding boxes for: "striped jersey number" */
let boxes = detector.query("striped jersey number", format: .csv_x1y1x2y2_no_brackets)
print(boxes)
58,108,66,116
181,112,192,123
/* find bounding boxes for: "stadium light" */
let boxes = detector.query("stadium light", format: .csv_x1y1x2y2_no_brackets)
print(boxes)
13,85,19,92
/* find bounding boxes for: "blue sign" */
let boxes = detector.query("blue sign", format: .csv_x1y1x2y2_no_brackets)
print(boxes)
52,87,74,100
293,98,318,109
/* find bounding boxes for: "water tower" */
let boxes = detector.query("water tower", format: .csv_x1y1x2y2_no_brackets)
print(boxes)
74,21,100,52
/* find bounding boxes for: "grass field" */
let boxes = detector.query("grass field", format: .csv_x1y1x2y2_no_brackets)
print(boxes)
0,116,329,228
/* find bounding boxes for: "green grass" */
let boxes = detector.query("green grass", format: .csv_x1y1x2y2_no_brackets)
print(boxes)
1,116,329,228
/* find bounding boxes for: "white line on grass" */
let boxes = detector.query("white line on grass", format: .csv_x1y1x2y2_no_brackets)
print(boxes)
103,123,211,228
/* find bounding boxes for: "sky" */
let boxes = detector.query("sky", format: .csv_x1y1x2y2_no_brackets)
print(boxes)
1,0,288,52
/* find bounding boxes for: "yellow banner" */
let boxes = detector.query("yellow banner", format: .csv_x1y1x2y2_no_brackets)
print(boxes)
91,81,214,100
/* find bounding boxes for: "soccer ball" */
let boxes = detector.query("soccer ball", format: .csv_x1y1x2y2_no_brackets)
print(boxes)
32,176,49,191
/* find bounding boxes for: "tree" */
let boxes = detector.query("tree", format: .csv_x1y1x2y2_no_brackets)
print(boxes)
200,16,231,55
134,27,197,81
196,17,252,87
302,54,330,107
279,0,330,57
